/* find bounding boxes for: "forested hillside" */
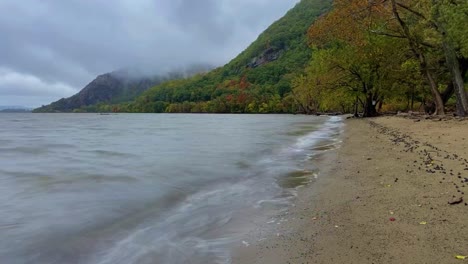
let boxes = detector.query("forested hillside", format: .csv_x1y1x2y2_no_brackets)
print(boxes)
124,0,467,116
112,0,333,113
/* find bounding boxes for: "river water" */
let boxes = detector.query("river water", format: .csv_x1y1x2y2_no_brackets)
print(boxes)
0,114,343,264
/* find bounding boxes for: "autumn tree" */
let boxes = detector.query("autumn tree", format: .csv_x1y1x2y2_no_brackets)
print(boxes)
375,0,468,115
304,0,468,116
305,0,414,117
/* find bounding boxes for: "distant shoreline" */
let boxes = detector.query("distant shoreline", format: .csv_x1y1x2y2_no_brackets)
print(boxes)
0,109,32,113
30,111,349,116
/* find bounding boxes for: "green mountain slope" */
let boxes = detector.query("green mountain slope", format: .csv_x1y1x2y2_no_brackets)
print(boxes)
119,0,332,113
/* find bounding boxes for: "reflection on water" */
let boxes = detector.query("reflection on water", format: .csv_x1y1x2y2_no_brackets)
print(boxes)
0,113,342,264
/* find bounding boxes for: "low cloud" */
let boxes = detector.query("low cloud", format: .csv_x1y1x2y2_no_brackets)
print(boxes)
0,67,77,97
0,0,299,107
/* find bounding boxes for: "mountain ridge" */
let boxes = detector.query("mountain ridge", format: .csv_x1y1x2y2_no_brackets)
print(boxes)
33,64,213,113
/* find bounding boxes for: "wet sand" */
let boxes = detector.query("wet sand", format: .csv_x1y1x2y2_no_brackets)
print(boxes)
233,116,468,264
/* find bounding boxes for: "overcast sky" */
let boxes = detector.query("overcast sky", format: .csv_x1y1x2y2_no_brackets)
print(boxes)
0,0,299,108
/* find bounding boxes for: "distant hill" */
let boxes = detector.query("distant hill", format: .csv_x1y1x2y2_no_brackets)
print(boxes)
115,0,332,113
33,64,213,113
0,106,31,113
0,105,28,110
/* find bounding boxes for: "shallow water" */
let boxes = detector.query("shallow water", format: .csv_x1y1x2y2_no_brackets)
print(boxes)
0,113,343,264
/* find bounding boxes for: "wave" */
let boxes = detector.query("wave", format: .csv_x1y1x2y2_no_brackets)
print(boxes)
293,116,343,151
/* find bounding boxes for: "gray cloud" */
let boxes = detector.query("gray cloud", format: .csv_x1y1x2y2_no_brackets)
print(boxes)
0,0,299,107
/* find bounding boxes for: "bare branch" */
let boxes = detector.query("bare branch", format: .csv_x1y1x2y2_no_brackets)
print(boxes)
396,1,439,30
396,2,427,20
420,41,437,49
370,30,406,38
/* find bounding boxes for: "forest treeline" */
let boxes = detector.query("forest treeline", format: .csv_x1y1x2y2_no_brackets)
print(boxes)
49,0,468,116
298,0,468,117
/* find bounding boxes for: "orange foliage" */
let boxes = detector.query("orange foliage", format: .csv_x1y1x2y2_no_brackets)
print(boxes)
239,75,249,90
308,0,392,47
237,93,247,104
229,80,237,87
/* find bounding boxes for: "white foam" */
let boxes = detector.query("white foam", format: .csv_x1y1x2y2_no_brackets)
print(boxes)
293,116,344,150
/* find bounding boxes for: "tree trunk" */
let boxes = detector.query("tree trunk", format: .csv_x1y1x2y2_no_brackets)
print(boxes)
354,96,359,117
423,66,445,115
443,41,468,116
363,93,378,117
378,97,384,112
433,1,468,116
390,0,444,115
441,82,454,104
440,58,468,111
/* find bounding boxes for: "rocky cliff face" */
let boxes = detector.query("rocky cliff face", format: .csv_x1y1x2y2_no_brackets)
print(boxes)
247,48,282,68
74,74,126,106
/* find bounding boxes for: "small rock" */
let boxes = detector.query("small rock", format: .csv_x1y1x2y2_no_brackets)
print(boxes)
448,197,464,205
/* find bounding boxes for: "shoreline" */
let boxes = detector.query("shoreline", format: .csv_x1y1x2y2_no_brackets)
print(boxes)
233,116,468,263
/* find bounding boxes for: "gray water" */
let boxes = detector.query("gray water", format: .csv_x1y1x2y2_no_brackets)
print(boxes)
0,114,343,264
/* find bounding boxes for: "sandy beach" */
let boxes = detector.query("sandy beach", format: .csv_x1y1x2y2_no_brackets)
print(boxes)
233,116,468,264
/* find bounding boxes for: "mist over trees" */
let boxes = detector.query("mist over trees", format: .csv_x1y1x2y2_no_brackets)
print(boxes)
34,0,468,116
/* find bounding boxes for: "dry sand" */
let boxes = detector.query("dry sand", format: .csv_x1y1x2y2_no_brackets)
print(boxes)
233,116,468,264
